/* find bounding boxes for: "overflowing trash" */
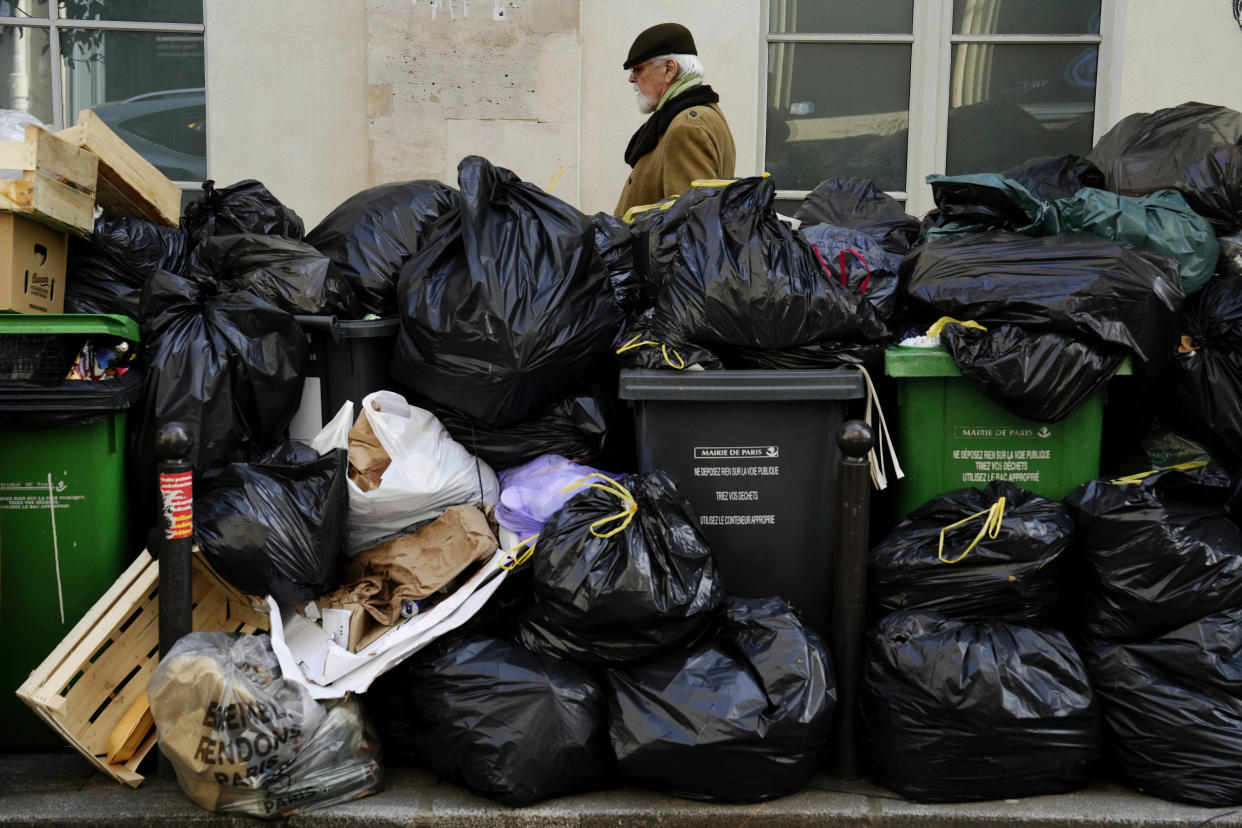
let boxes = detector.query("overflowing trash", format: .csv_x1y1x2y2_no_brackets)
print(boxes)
19,94,1242,816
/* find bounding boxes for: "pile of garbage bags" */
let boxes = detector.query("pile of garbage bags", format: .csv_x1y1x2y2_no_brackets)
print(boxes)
46,96,1242,814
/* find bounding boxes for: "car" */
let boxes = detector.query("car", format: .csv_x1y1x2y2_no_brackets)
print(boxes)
88,87,206,183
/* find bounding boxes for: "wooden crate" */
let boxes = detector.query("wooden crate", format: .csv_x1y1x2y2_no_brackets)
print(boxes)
16,550,269,788
57,109,181,228
0,125,97,236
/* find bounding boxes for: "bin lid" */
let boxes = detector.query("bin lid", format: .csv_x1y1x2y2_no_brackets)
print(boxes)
0,313,139,342
618,368,865,401
884,344,1133,378
294,314,400,341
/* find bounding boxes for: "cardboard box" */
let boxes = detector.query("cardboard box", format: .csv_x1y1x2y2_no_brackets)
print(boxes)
0,212,68,314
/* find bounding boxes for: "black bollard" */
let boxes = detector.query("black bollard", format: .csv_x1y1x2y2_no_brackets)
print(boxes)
831,419,874,780
154,424,193,781
155,423,194,660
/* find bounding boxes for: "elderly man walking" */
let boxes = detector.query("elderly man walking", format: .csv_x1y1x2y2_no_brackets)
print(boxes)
614,22,737,217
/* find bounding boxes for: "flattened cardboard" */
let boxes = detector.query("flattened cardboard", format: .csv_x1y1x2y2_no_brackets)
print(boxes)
0,212,67,313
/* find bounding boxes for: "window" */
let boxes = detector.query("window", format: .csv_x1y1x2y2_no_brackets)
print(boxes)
765,0,1114,215
0,1,205,188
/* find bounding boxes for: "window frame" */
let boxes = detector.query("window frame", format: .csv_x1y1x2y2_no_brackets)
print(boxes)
0,7,206,188
760,0,1121,216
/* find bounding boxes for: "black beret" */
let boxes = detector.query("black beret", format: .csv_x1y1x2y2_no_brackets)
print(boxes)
623,22,697,70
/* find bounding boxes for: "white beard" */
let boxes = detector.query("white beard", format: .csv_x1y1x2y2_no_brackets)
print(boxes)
633,84,657,114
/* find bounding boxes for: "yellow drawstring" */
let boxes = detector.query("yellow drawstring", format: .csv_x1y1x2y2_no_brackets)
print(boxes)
561,473,638,538
927,316,988,338
544,166,564,193
616,334,685,370
938,496,1006,564
499,534,539,570
1110,460,1208,485
622,198,677,224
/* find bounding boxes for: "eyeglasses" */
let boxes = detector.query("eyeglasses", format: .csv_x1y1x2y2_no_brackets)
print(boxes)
629,59,665,78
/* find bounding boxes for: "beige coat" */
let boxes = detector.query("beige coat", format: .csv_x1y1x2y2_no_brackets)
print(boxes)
614,103,736,217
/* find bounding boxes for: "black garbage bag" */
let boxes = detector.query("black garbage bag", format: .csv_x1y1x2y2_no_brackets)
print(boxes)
362,631,613,807
304,180,458,317
431,385,611,472
1172,276,1242,462
607,596,835,802
517,470,725,665
135,269,306,494
1221,231,1242,279
861,611,1101,803
941,323,1126,422
800,223,901,320
190,233,360,317
869,480,1074,625
195,442,347,603
923,173,1046,240
648,176,889,354
183,179,305,245
1065,464,1242,644
1087,101,1242,235
1002,153,1105,203
627,183,730,298
614,312,723,370
794,176,920,255
1087,607,1242,807
65,214,190,318
902,230,1182,374
393,156,626,427
591,211,643,315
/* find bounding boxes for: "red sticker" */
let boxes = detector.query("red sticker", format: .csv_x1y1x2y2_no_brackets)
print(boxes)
160,470,193,540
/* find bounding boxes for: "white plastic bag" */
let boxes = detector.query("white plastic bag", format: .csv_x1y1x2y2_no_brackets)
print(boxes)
309,391,500,555
0,109,45,180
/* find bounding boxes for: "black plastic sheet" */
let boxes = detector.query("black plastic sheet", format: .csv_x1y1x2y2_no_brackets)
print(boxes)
607,596,835,802
362,632,613,807
191,233,360,317
196,443,348,603
627,183,728,299
517,470,725,665
183,179,305,244
1066,464,1242,643
941,323,1126,422
393,156,625,427
902,230,1182,374
861,612,1100,803
1002,153,1105,203
869,480,1074,625
1087,607,1242,807
305,180,458,317
794,176,920,255
1087,101,1242,235
648,176,889,354
1172,276,1242,462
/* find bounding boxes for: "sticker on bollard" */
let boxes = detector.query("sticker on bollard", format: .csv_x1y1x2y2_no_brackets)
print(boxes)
160,471,193,539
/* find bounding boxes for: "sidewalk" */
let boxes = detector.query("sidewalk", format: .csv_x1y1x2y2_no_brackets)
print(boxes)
4,750,1242,827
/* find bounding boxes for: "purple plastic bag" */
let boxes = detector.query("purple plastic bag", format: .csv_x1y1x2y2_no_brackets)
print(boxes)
495,454,621,539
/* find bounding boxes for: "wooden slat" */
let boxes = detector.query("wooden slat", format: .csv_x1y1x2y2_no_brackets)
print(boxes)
57,109,180,227
28,124,97,193
16,548,269,787
0,141,36,172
